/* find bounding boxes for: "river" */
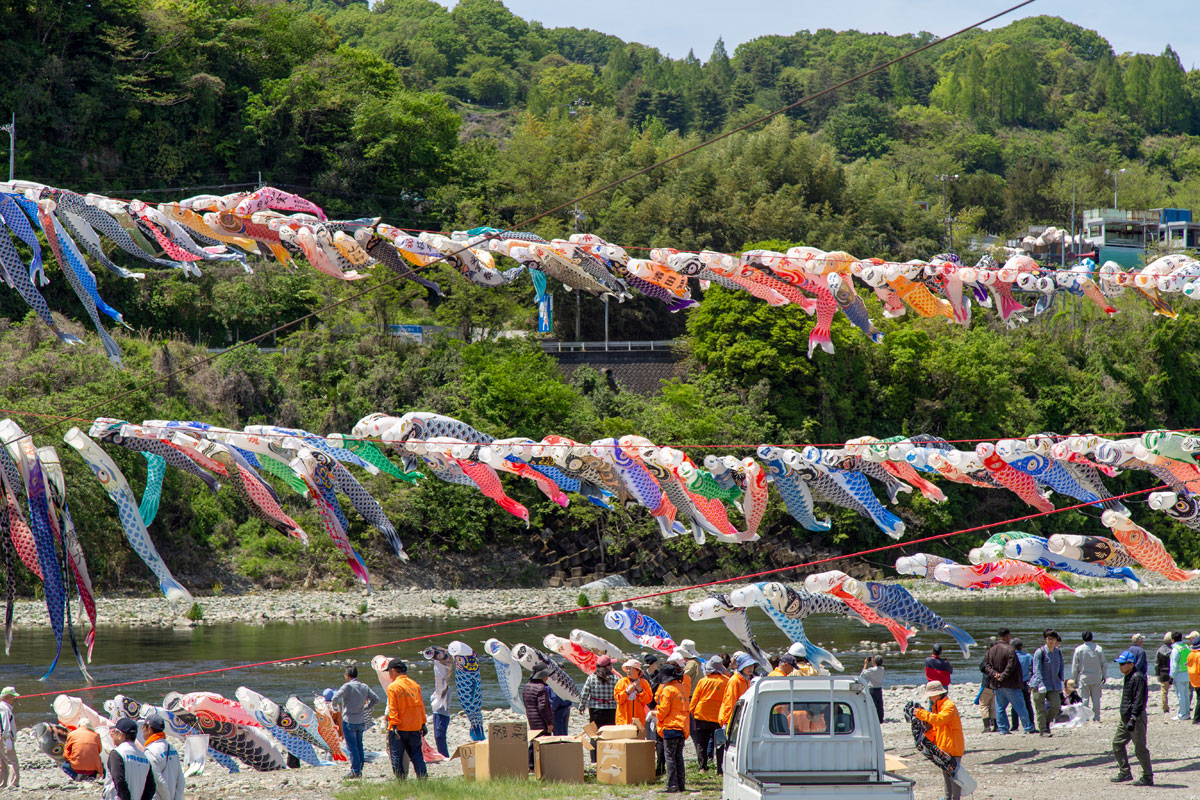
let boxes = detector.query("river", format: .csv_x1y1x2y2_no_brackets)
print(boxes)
6,590,1196,727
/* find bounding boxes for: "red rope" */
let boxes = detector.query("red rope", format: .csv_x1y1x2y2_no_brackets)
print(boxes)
17,483,1164,700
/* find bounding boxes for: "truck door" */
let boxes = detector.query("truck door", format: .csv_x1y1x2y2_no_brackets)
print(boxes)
722,698,749,800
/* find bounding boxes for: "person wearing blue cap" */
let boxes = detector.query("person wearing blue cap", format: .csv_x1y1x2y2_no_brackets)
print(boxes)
719,654,758,726
1112,649,1152,786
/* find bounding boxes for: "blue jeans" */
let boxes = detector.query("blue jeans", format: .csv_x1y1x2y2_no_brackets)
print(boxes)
994,687,1032,732
553,703,571,736
432,713,450,757
342,721,367,775
60,761,98,781
388,729,426,779
1173,672,1191,717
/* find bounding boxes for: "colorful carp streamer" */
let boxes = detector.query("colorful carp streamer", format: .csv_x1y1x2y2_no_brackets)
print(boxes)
2,179,1198,364
8,411,1200,679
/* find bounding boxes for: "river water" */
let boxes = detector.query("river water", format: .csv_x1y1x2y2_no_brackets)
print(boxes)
6,590,1197,727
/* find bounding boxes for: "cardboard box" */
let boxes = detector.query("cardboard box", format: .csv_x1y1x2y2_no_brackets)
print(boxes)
595,738,657,785
598,723,641,740
451,721,529,780
533,736,585,783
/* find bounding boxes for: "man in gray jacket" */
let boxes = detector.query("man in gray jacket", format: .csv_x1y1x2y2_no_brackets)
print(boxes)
331,666,380,778
1032,629,1064,736
1072,631,1107,722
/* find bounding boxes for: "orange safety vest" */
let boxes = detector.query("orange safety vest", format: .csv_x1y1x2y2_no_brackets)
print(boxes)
614,676,652,725
655,680,690,735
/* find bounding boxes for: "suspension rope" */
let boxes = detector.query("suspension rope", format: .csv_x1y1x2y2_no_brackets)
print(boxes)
17,480,1157,700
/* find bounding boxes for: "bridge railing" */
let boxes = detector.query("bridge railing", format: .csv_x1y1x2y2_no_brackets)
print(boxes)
539,340,678,353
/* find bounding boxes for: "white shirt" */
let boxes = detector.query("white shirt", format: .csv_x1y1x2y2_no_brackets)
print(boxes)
1071,642,1106,685
146,737,186,800
0,700,14,747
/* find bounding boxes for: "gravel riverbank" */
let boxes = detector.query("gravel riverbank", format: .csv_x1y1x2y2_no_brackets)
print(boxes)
7,679,1198,798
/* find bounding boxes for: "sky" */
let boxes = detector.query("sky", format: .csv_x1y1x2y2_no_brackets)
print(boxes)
435,1,1200,68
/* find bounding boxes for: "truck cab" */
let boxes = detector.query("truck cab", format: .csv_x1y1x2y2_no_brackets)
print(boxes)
723,676,914,800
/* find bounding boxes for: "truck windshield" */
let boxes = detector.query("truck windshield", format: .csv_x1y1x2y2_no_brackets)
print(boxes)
767,702,855,735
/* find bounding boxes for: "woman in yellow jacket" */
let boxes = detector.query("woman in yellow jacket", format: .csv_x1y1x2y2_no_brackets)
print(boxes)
912,681,966,800
614,659,653,726
690,657,729,773
655,665,690,793
719,654,759,725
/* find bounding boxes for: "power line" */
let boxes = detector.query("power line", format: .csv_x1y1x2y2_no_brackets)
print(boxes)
1,0,1037,449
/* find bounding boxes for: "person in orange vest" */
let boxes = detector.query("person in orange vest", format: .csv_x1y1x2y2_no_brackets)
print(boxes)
719,654,758,725
913,681,966,800
666,651,692,697
385,659,427,780
615,659,653,726
654,664,690,793
769,654,798,677
690,657,728,773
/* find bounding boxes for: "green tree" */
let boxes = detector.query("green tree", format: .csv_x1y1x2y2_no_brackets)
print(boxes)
1147,46,1187,133
823,95,898,160
529,64,608,115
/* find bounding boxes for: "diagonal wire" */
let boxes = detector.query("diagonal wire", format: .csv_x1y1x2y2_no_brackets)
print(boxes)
15,479,1157,700
2,0,1036,450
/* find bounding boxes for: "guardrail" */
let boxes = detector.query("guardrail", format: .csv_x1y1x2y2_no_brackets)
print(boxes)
539,340,678,353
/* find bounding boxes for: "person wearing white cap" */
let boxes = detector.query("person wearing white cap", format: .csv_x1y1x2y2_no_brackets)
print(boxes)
674,640,703,697
666,651,692,697
910,681,966,800
615,659,652,726
0,687,17,789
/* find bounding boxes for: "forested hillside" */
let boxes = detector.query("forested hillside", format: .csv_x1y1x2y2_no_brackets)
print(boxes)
2,0,1200,593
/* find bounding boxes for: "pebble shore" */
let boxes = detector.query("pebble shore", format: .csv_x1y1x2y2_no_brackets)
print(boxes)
8,679,1200,798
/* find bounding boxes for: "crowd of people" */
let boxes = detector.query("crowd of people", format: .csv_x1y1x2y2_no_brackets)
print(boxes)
8,626,1197,797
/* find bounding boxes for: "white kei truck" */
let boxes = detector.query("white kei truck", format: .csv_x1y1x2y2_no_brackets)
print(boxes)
722,676,915,800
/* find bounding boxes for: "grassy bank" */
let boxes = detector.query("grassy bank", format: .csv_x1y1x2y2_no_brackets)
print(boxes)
335,766,724,800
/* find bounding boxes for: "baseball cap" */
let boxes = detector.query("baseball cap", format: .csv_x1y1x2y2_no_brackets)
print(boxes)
1114,649,1136,664
114,718,139,737
596,656,613,668
0,687,18,700
143,714,166,732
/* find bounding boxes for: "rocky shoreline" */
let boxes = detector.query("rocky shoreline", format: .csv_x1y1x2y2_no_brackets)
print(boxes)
4,568,1197,632
8,679,1200,798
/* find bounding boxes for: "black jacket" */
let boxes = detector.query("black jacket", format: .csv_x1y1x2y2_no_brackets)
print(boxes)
522,680,553,732
1119,669,1148,723
1155,644,1173,681
985,641,1022,690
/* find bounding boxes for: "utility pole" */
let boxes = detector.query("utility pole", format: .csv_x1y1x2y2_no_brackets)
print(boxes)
1105,168,1126,210
568,202,588,342
1,113,14,182
937,174,958,252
